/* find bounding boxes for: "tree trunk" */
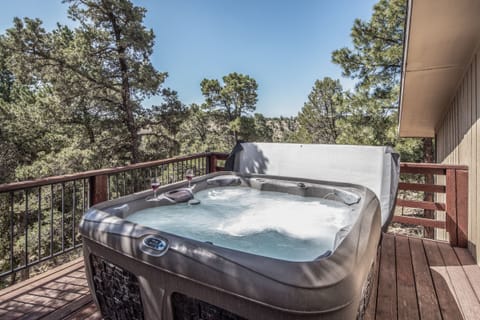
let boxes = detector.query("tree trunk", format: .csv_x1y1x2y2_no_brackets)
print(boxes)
108,11,140,164
422,137,435,239
234,130,239,144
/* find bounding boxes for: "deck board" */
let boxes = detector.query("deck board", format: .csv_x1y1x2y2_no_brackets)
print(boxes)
422,238,463,319
376,233,397,319
395,235,419,320
1,234,480,319
437,242,480,319
410,237,443,320
454,247,480,302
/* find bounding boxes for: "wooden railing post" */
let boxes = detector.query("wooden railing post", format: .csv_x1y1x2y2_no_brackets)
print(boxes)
208,154,217,174
89,175,108,206
456,169,468,248
445,168,458,246
446,168,469,248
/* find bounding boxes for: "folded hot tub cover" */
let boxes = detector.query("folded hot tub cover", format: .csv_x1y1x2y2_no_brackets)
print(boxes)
225,142,400,228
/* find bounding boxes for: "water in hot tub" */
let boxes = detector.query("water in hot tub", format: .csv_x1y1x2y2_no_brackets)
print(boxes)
126,186,357,261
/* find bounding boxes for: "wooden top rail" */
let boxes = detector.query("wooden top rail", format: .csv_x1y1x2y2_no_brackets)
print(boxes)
400,162,468,170
400,162,468,175
0,152,228,193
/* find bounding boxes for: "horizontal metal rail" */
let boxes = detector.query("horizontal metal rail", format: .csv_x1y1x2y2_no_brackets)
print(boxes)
0,152,228,193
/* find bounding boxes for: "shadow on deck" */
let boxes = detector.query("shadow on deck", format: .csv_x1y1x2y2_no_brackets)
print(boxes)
1,234,480,320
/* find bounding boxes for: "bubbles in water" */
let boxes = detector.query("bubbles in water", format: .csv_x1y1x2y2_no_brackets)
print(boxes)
126,186,357,261
217,200,349,239
205,188,250,201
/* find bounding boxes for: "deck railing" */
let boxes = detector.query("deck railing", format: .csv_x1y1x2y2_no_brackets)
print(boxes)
0,152,227,285
0,153,468,287
392,163,468,247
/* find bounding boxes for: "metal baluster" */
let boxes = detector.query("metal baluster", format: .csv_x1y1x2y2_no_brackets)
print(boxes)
174,162,176,182
61,183,65,252
160,165,164,185
164,164,167,184
81,179,85,245
87,179,91,209
167,163,170,183
138,169,141,191
178,161,181,180
82,179,86,213
128,171,132,193
133,170,137,192
37,187,41,261
50,185,54,257
139,169,142,190
130,171,134,194
123,171,126,196
174,162,178,182
72,181,76,247
115,174,119,200
107,174,111,200
144,168,148,190
169,163,172,183
10,191,14,272
24,189,28,268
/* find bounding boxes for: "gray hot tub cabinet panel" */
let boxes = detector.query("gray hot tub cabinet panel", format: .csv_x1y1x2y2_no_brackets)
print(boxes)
80,172,382,319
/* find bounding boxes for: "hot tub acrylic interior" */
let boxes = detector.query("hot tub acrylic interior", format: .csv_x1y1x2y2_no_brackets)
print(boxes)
126,177,360,262
80,172,382,320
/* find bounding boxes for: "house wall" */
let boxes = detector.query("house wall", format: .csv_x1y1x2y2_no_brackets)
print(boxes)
436,48,480,260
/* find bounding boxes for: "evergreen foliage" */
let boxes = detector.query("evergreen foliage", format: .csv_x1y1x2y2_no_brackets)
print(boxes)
296,78,343,144
200,72,259,144
0,0,424,185
317,0,423,161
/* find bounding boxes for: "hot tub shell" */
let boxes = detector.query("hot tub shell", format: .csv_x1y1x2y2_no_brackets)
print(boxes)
80,143,399,320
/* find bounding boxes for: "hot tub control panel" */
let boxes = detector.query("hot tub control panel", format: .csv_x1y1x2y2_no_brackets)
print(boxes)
140,235,169,256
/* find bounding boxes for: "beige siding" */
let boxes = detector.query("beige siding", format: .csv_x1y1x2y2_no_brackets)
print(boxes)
436,49,480,260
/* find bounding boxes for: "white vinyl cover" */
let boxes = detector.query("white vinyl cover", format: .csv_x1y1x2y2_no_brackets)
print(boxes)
229,143,400,227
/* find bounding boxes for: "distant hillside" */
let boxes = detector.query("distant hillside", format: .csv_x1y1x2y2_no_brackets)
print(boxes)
267,116,298,142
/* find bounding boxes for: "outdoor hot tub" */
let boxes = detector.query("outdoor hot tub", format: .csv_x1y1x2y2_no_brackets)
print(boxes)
80,143,399,320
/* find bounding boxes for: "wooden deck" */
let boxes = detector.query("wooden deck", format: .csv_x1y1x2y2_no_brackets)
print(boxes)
1,234,480,319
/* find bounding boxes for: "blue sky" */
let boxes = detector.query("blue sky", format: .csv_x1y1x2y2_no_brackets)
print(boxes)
0,0,378,117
